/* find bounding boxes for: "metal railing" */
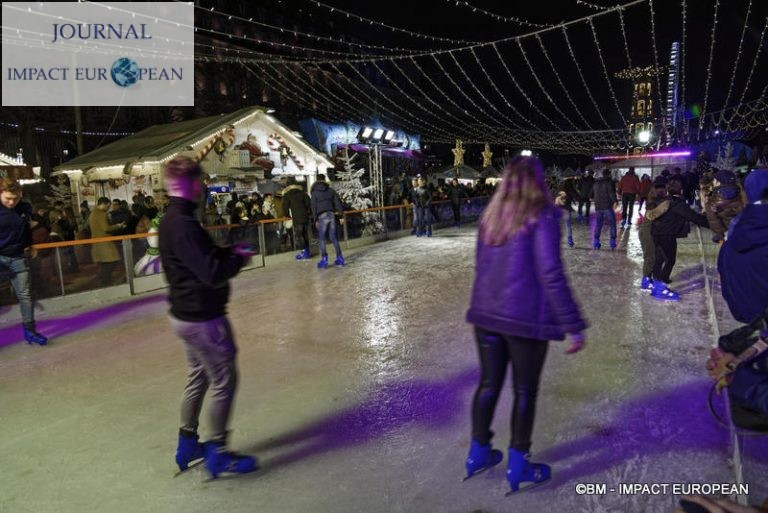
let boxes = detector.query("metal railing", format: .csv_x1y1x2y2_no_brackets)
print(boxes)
0,197,490,306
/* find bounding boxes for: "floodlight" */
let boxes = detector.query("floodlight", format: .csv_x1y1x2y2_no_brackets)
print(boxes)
520,149,532,157
383,130,395,143
357,126,374,142
637,130,651,144
372,128,384,142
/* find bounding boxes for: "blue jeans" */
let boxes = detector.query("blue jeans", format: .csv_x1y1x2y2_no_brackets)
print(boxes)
594,209,616,242
418,206,431,232
412,205,422,232
317,211,342,257
564,210,573,240
0,254,34,325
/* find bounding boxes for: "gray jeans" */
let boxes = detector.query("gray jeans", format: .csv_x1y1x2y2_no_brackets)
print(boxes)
169,315,238,440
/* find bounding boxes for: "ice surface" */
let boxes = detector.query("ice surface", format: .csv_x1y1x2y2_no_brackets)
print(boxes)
0,220,765,513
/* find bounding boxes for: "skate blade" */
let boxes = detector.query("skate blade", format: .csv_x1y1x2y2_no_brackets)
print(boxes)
173,458,205,477
461,464,498,482
505,477,551,496
202,467,259,483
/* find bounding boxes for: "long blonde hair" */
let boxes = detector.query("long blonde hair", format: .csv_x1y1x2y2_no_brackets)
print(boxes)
479,157,552,245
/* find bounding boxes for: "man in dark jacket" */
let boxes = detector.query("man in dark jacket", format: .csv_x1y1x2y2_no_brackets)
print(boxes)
590,169,617,250
650,175,710,300
448,178,468,227
577,170,594,223
310,174,345,268
0,178,47,345
159,156,257,479
282,177,312,259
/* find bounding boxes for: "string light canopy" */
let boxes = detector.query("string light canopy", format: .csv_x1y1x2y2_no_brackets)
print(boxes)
7,0,767,155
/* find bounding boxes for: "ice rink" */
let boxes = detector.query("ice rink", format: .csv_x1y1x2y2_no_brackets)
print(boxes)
1,220,766,513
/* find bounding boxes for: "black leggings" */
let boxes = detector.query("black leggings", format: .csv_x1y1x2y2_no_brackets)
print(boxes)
471,327,549,452
652,235,677,283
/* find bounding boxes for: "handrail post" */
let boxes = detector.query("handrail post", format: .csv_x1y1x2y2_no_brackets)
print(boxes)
121,238,135,296
54,247,66,296
399,205,404,231
342,212,350,250
258,222,266,268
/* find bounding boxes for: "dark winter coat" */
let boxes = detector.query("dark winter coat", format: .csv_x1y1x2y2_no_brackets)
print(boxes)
651,195,709,238
466,206,587,341
412,186,431,208
159,197,245,322
310,182,343,218
718,203,768,323
0,200,32,257
282,184,311,223
590,177,617,211
448,184,467,205
579,176,594,200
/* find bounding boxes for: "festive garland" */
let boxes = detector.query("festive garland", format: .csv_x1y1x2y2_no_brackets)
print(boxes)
196,127,235,162
268,132,304,170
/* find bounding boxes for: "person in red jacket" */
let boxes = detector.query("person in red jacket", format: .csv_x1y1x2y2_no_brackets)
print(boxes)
637,173,653,223
618,167,641,228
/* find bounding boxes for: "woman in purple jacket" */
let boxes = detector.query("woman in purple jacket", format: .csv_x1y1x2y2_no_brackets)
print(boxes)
464,157,588,493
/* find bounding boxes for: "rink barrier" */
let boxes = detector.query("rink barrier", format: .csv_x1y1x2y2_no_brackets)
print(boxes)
0,197,489,312
695,226,746,505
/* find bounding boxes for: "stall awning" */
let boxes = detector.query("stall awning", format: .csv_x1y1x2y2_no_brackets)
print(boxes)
0,165,36,179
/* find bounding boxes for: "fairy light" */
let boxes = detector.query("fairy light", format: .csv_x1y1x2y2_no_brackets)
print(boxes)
174,0,433,55
721,0,752,112
680,0,688,141
560,27,610,129
370,61,471,138
699,0,720,130
726,16,768,132
442,0,550,28
491,43,560,130
588,17,627,126
534,33,592,129
617,6,633,70
251,62,351,123
446,51,526,129
309,0,482,45
648,0,665,124
387,58,490,139
430,54,507,129
468,48,539,129
576,0,609,11
401,56,501,136
262,62,364,123
516,38,579,130
334,61,462,140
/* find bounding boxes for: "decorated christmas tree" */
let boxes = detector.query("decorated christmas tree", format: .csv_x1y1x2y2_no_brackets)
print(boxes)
333,148,383,235
45,174,72,208
713,142,736,171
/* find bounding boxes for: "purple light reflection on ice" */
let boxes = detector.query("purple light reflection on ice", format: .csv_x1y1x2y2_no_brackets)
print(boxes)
0,293,166,348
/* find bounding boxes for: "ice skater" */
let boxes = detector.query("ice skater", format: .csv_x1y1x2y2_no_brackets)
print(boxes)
464,157,587,494
590,169,618,250
638,177,670,291
0,178,48,345
310,174,345,268
159,157,258,479
413,177,432,237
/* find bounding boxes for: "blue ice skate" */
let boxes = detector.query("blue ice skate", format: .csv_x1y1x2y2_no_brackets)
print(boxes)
506,449,551,495
203,441,258,479
175,429,204,472
463,439,503,481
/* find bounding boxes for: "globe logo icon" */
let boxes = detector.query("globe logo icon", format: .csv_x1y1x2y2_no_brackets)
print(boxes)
110,58,139,87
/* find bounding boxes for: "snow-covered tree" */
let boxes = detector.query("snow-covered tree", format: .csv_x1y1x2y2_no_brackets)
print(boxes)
714,142,736,171
45,174,72,208
332,148,383,235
